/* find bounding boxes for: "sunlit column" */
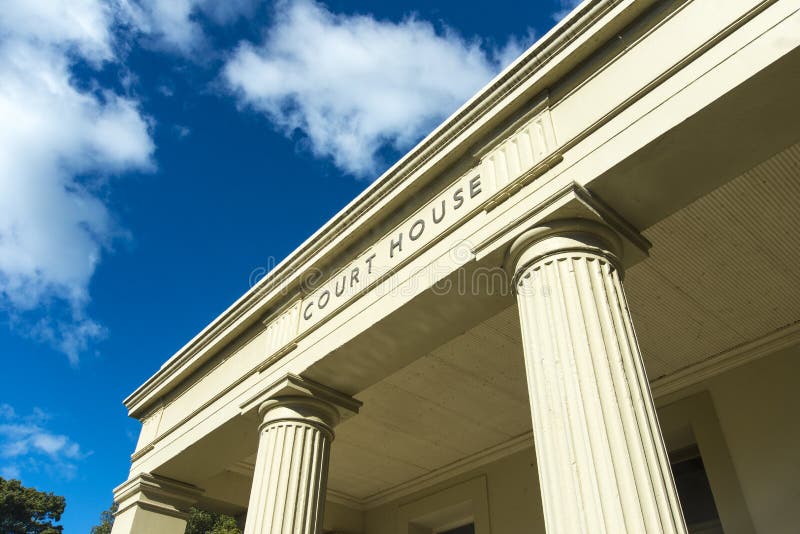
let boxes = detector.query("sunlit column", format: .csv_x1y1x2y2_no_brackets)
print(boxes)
510,219,687,533
244,396,337,534
242,373,362,534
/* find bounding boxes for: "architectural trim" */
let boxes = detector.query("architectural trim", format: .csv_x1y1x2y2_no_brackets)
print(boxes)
226,460,255,478
255,342,297,373
326,432,534,511
478,100,560,211
554,0,780,158
122,0,656,418
483,152,564,212
326,489,364,511
650,321,800,398
239,373,362,419
131,356,272,465
260,301,301,366
113,473,203,518
130,443,155,463
474,182,651,268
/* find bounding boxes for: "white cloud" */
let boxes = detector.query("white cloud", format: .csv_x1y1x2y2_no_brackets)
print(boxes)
0,0,115,62
0,0,154,363
0,406,85,480
224,0,531,177
121,0,257,54
174,124,192,139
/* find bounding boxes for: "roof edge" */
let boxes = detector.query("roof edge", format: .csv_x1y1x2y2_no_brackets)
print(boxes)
124,0,644,417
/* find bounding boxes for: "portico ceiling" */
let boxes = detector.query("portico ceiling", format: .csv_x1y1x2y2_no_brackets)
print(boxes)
627,141,800,380
326,140,800,505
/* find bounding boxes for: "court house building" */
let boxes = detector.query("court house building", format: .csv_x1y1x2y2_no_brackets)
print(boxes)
110,0,800,532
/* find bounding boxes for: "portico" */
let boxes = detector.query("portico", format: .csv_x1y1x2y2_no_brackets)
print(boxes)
111,1,800,533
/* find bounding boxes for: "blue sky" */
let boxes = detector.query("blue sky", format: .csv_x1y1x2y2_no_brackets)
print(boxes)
0,0,576,531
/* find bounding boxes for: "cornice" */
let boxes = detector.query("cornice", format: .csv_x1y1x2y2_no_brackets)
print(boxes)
125,0,652,417
350,432,535,510
112,473,203,518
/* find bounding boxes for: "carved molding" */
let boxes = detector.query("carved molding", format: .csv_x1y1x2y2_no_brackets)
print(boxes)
259,301,301,370
481,107,558,193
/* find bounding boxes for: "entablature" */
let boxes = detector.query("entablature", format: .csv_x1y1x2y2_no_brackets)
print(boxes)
125,0,660,420
124,0,799,445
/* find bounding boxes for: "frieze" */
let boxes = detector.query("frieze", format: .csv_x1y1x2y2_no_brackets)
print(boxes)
299,171,484,329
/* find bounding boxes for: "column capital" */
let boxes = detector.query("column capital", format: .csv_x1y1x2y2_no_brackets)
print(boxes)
240,373,361,430
476,183,650,274
257,396,341,434
507,218,625,280
112,473,203,520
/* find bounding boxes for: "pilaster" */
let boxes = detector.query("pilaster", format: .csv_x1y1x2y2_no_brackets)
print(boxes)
110,473,202,534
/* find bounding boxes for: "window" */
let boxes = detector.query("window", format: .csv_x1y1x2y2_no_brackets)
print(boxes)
670,446,723,534
438,524,475,534
397,477,490,534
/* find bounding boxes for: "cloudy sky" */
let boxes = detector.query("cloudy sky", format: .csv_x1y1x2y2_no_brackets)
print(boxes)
0,0,578,530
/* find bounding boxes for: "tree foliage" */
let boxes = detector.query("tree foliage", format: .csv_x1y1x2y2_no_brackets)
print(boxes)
89,503,116,534
91,503,241,534
0,477,66,534
185,508,241,534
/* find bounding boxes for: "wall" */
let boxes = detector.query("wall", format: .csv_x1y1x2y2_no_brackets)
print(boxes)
705,344,800,533
324,501,365,533
361,448,544,534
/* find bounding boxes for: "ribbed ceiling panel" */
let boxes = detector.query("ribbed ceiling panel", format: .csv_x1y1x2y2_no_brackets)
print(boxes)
628,141,800,378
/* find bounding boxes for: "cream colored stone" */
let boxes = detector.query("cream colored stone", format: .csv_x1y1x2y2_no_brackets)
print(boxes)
510,219,686,533
244,398,334,534
243,374,360,534
110,473,202,534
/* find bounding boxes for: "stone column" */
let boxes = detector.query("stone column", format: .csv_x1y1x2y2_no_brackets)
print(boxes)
242,374,360,534
110,473,202,534
509,219,687,534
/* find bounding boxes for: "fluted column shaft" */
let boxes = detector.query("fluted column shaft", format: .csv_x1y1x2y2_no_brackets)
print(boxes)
244,397,339,534
511,220,687,534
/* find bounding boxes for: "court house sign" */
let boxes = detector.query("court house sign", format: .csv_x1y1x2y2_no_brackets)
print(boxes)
301,174,483,326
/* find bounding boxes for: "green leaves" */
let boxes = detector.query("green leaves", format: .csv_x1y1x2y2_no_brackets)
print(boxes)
185,508,241,534
89,503,116,534
0,477,66,534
